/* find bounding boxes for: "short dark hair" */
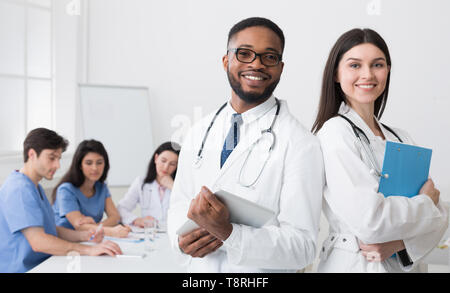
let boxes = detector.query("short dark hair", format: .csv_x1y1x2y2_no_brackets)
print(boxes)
227,17,285,53
23,128,69,162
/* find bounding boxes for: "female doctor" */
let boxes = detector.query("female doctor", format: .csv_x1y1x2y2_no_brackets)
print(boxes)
311,28,448,272
117,142,180,228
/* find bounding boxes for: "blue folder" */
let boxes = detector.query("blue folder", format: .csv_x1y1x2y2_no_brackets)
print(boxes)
378,141,432,198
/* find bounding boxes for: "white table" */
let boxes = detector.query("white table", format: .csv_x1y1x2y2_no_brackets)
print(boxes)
29,233,187,273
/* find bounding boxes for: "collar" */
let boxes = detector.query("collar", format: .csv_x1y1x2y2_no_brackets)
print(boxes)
338,102,389,141
150,180,166,191
224,95,277,125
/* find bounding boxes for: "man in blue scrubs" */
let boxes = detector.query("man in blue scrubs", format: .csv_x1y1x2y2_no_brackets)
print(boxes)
0,128,122,273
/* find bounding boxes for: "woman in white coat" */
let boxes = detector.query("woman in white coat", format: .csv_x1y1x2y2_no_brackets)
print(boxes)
311,28,448,272
117,142,180,228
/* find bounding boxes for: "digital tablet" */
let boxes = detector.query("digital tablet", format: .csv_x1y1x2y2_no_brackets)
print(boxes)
176,189,275,236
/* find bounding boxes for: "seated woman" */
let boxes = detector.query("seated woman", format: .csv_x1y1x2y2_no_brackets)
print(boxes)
52,139,131,238
117,141,180,228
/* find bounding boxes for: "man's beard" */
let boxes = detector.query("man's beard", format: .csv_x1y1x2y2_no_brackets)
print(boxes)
227,70,280,104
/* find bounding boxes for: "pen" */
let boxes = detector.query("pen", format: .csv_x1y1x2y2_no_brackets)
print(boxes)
89,223,103,241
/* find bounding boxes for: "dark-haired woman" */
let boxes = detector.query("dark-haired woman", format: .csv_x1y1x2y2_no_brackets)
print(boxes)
312,28,448,272
117,142,180,229
52,140,131,238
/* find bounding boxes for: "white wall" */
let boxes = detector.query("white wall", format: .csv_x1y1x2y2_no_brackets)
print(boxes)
2,0,449,197
81,0,450,201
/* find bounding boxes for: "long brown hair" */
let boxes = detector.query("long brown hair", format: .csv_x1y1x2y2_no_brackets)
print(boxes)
51,139,110,203
311,28,392,134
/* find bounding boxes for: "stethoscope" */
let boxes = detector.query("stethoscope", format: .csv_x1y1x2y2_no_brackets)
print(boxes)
194,98,281,188
338,114,403,179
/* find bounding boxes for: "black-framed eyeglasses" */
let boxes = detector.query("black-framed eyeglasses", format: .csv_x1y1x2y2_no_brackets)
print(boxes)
227,48,282,67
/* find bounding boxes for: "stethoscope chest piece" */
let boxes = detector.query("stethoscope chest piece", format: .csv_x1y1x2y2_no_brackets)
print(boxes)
239,137,274,186
194,155,203,169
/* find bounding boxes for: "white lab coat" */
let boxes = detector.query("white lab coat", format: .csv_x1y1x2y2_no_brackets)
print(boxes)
117,176,171,225
317,102,448,273
167,96,324,273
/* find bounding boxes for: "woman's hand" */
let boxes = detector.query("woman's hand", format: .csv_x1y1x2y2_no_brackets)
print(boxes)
420,179,440,205
132,216,156,228
88,240,122,256
110,224,132,238
85,226,104,243
76,216,96,227
359,240,405,262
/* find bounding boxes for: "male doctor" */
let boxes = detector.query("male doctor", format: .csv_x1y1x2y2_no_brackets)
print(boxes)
167,17,324,272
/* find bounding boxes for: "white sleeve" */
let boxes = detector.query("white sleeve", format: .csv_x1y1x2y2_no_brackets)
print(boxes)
116,177,141,225
167,129,196,266
222,133,324,270
318,119,446,244
390,128,449,267
399,199,448,268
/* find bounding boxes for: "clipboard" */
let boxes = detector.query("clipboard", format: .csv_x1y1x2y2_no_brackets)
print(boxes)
176,189,275,236
378,141,432,197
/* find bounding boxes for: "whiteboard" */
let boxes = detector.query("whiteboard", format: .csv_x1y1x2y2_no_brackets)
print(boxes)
79,84,153,186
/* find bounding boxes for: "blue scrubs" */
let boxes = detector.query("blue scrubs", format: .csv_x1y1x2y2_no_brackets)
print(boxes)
53,181,111,229
0,171,57,273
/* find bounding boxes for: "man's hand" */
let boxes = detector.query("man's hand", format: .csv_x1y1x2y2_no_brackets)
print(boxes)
88,240,123,256
178,228,223,258
187,186,233,241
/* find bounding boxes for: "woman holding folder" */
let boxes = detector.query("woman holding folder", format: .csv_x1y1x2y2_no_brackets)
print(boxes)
52,140,131,238
311,28,448,272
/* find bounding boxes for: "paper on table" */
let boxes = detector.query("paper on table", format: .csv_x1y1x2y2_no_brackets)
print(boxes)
130,224,166,234
129,225,145,233
104,234,144,243
116,254,145,259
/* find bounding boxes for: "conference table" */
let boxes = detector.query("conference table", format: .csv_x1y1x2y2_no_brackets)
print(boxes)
28,228,450,273
29,233,187,273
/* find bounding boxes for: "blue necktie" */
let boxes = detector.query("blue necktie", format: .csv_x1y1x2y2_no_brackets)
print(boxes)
220,113,243,168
